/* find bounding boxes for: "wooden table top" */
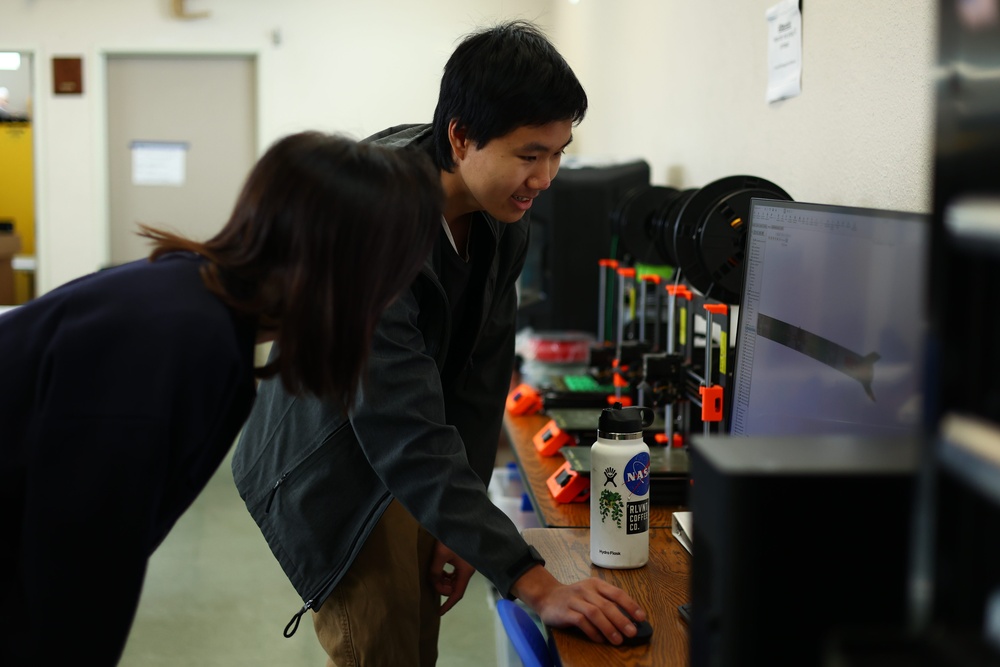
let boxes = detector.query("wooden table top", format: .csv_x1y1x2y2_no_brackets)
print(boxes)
503,412,682,528
523,527,691,667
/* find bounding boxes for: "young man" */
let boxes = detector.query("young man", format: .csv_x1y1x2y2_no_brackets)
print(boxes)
232,21,646,664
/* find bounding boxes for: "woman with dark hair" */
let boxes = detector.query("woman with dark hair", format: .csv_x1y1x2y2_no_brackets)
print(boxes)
0,131,442,665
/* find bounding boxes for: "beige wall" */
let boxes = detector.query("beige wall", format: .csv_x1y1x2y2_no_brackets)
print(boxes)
0,0,553,293
554,1,936,213
1,0,937,294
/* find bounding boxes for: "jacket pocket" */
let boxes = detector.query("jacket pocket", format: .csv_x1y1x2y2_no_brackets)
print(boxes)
252,420,352,516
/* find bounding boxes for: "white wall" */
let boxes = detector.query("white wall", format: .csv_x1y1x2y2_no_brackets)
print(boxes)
554,1,937,213
0,0,554,293
1,0,938,294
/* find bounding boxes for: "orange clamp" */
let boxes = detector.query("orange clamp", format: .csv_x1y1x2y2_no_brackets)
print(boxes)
532,420,578,457
703,303,728,315
546,460,591,503
654,432,685,448
668,284,694,300
617,267,636,278
505,383,543,416
611,359,629,388
699,385,724,422
598,258,619,269
606,394,633,406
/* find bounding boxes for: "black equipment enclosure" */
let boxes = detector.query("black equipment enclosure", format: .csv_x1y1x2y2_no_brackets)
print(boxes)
613,176,791,305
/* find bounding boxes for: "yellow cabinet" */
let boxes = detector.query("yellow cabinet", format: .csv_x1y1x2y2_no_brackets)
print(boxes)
0,122,35,303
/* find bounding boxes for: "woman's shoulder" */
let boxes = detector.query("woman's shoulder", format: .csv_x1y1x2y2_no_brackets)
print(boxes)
46,253,240,348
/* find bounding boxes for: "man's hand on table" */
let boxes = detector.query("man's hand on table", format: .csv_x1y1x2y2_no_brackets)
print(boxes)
509,564,647,645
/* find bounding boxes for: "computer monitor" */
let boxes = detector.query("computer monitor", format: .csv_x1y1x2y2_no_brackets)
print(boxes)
729,199,930,438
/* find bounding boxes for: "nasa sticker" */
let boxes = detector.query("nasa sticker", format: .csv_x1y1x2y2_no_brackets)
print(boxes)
623,452,651,496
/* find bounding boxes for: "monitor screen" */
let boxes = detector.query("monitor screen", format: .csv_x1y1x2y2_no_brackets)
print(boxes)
729,199,929,437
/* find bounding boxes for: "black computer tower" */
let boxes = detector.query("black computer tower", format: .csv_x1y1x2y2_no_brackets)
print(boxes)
897,2,1000,663
688,435,918,667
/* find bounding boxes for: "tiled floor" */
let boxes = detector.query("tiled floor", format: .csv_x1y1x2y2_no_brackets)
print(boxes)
118,442,518,666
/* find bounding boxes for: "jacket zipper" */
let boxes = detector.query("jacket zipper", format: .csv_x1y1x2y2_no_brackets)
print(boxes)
265,472,289,514
281,493,391,637
284,599,313,638
264,420,352,514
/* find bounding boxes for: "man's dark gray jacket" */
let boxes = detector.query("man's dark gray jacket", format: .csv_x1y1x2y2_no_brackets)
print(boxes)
231,124,540,633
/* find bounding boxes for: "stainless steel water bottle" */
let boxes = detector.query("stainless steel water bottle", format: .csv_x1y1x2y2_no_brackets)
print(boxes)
590,402,654,568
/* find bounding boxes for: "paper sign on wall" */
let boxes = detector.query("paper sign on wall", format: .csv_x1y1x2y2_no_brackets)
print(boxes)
131,141,188,186
766,0,802,103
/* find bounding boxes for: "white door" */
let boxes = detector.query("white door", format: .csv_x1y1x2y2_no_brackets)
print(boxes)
106,55,256,265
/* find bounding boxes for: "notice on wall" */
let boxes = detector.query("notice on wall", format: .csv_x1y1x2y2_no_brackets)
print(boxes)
766,0,802,103
131,141,188,186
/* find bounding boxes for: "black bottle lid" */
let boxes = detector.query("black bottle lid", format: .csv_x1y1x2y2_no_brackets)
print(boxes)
598,402,655,435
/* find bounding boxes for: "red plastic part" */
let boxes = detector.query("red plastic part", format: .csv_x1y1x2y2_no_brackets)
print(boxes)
546,460,591,503
526,336,592,363
505,383,543,416
699,385,724,421
606,395,633,406
667,284,694,300
703,303,728,315
654,432,685,448
532,420,577,457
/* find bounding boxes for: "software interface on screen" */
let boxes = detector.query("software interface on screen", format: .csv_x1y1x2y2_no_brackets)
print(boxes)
730,199,929,437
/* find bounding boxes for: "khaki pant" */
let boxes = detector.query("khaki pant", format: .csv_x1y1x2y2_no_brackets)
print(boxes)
311,500,440,667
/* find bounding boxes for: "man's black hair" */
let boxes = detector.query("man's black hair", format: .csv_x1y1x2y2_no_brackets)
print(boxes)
431,20,588,171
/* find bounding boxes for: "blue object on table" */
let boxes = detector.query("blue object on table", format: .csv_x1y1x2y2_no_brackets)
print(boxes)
496,598,558,667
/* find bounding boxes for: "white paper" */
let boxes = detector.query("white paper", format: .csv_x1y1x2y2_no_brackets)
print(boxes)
671,511,693,555
131,141,188,186
766,0,802,103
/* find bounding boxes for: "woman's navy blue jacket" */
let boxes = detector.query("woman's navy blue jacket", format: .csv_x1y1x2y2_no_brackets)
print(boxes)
0,253,257,665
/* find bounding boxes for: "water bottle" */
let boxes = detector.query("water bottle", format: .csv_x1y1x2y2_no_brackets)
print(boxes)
590,402,654,568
